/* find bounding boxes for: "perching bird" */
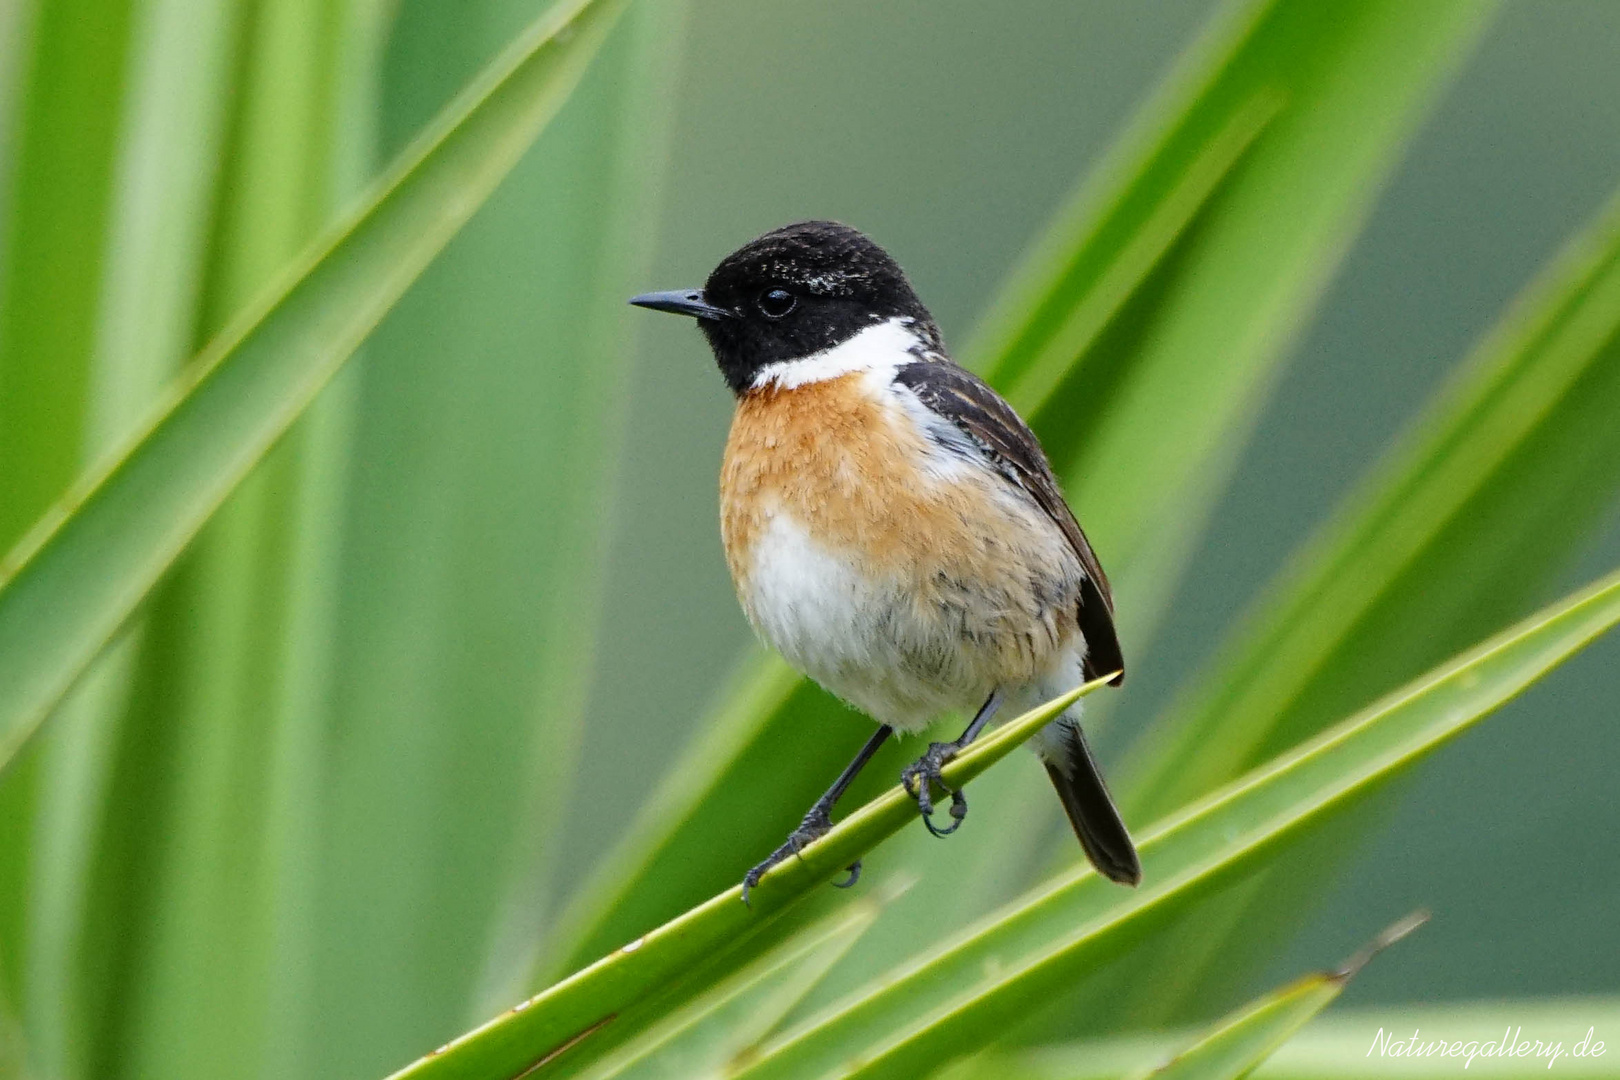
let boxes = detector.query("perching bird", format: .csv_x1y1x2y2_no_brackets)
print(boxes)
631,221,1138,900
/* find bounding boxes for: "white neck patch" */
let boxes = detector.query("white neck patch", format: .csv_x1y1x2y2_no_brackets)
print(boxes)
750,317,924,391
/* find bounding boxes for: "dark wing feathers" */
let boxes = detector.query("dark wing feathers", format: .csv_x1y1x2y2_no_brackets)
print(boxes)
894,360,1124,686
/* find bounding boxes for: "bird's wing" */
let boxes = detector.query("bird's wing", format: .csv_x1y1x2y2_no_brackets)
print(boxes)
893,360,1124,686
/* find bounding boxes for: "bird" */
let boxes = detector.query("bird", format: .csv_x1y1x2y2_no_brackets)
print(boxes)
630,220,1138,902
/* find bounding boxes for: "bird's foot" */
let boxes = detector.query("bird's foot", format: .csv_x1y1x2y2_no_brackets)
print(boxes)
901,741,969,838
740,802,862,905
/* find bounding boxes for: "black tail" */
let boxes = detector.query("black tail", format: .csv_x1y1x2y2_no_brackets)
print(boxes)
1043,720,1141,886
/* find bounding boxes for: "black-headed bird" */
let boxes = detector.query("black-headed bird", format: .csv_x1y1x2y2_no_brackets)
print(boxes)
632,221,1137,901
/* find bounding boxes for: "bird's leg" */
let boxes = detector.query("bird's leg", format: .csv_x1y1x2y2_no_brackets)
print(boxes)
901,689,1004,838
742,724,893,905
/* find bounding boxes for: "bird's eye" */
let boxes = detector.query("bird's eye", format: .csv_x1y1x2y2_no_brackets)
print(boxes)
758,287,796,318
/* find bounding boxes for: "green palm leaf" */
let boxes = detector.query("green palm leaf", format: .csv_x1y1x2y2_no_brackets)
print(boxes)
0,0,157,1018
1128,912,1426,1080
381,679,1114,1080
563,901,877,1080
947,999,1620,1080
1,0,251,1068
1100,182,1620,1033
1126,185,1620,822
307,5,685,1074
722,565,1620,1080
0,0,628,775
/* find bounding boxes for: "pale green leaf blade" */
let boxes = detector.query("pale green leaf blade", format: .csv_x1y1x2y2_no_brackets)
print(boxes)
1125,184,1620,824
0,0,248,1066
1099,180,1620,1036
725,566,1620,1080
1130,912,1425,1080
378,678,1114,1080
1007,0,1496,626
302,3,687,1075
948,999,1620,1080
1255,1000,1619,1080
541,653,839,980
565,901,878,1080
0,0,138,545
1140,977,1343,1080
93,0,377,1077
0,0,629,772
0,0,145,1020
17,0,260,1075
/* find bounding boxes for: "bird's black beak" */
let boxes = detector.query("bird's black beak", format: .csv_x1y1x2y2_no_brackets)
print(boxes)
628,288,734,321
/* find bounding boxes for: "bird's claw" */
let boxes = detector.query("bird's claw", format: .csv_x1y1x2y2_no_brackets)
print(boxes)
901,741,969,838
740,802,836,906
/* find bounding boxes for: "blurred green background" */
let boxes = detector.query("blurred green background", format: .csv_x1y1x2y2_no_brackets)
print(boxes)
2,0,1618,1078
578,0,1620,1006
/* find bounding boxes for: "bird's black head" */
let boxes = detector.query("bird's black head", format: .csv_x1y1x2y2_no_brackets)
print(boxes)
630,221,939,394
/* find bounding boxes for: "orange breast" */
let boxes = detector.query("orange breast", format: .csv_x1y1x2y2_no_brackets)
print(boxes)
725,374,928,576
722,373,1058,585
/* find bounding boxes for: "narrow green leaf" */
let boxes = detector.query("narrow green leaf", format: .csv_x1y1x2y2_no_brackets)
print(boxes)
101,0,373,1077
303,3,688,1075
1253,1000,1620,1080
947,999,1620,1080
1003,0,1496,632
380,677,1114,1080
1145,979,1341,1080
0,0,629,774
0,992,22,1078
1125,183,1620,824
1133,911,1426,1080
0,0,143,1018
541,652,811,978
566,901,877,1080
253,14,387,1080
0,0,138,546
973,88,1282,411
1104,181,1620,1033
20,0,249,1074
547,0,1495,984
726,566,1620,1080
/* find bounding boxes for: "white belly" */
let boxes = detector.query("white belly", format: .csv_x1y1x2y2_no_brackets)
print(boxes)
738,511,1045,732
